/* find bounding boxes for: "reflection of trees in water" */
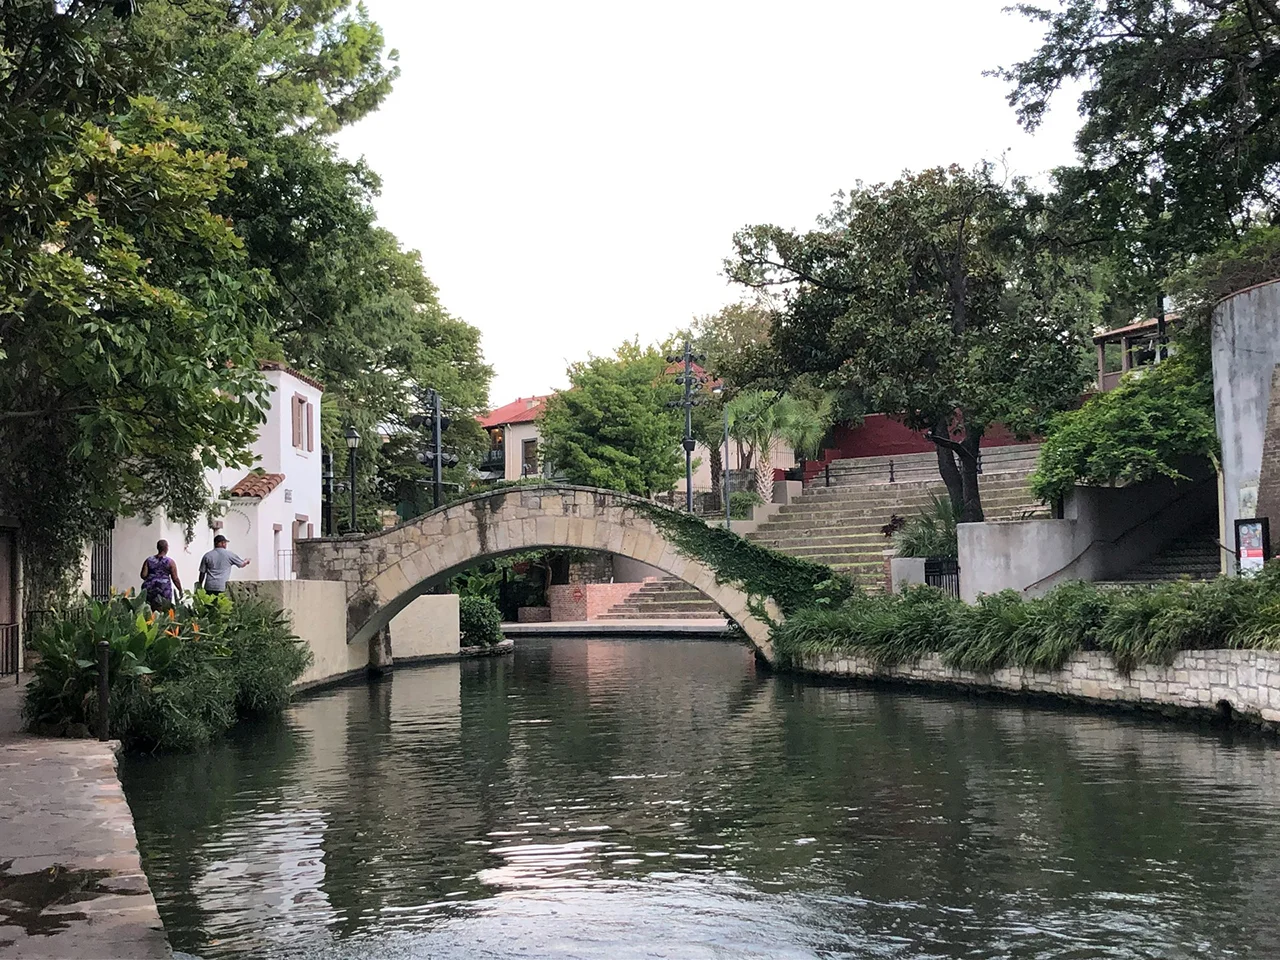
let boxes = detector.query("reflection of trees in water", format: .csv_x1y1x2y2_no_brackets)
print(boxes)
120,713,306,947
125,640,1280,958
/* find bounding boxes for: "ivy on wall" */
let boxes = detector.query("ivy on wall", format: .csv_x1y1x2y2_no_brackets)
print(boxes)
633,503,853,621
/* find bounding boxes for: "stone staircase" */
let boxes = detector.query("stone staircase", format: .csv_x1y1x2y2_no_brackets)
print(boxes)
748,449,1046,588
1100,526,1223,585
597,577,725,620
598,445,1046,618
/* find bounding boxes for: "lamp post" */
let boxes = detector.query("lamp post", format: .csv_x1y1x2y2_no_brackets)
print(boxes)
344,425,361,531
322,447,335,536
667,341,705,513
712,385,730,531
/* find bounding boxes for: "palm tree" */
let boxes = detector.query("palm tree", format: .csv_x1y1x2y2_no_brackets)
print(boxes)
725,390,787,502
778,393,834,470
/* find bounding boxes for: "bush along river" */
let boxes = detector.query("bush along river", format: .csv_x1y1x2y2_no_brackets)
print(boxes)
120,636,1280,959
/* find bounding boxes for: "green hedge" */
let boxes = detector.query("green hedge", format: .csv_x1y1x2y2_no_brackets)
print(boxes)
459,595,504,647
24,591,310,752
772,566,1280,674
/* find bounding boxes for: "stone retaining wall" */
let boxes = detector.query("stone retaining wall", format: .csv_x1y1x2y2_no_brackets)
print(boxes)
799,648,1280,729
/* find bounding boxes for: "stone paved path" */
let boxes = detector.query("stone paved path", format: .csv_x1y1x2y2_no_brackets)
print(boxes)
0,676,171,959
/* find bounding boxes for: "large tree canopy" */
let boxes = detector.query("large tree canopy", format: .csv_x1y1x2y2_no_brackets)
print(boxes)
1000,0,1280,310
129,0,490,440
728,165,1099,521
539,343,683,497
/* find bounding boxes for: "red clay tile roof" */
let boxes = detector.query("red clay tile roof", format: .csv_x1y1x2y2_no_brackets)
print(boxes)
479,395,552,428
259,360,325,392
229,472,285,499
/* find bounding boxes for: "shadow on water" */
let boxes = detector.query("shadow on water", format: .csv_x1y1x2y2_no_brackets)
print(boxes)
121,637,1280,960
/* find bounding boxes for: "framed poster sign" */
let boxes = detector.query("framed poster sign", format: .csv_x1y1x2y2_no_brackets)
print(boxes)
1235,517,1271,574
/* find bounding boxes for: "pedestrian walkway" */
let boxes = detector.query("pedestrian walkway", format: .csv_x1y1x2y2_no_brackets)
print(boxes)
0,676,171,959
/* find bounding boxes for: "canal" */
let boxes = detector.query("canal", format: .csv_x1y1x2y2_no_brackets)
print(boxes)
121,637,1280,958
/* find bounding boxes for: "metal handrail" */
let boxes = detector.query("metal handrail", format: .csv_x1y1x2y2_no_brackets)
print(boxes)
1020,474,1220,594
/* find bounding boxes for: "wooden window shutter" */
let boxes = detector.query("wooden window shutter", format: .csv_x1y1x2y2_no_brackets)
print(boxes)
291,396,302,448
305,402,314,452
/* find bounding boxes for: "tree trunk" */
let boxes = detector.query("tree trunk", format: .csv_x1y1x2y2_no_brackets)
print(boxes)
958,428,984,523
754,447,774,504
708,444,723,511
933,417,965,517
929,417,985,524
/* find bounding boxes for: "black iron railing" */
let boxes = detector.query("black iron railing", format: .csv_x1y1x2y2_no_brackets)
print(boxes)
0,623,18,683
925,557,960,598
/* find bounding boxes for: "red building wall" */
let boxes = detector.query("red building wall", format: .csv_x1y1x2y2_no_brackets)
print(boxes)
800,414,1037,482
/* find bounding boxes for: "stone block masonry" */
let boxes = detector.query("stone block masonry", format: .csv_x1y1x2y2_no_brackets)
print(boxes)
799,648,1280,731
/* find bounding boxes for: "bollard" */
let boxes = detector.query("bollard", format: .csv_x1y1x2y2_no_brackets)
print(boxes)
96,640,109,741
824,463,831,487
889,459,895,483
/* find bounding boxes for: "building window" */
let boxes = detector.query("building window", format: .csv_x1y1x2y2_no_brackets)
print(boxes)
291,395,313,451
522,438,539,476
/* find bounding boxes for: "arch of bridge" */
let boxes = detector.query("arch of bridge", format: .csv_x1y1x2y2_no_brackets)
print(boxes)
295,485,777,662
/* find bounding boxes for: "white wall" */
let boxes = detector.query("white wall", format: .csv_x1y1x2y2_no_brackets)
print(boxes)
504,421,541,479
233,580,365,689
389,594,460,660
1213,280,1280,571
104,366,324,594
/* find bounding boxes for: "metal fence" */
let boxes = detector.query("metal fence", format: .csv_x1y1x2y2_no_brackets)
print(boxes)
0,623,18,683
924,557,961,599
89,523,114,601
276,550,297,580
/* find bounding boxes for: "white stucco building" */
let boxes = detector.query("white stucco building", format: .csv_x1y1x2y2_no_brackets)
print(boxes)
91,362,324,595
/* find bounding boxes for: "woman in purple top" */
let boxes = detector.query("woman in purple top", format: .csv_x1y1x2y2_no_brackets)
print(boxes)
140,539,183,609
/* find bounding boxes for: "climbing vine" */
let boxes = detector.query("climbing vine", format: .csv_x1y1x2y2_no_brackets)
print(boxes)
633,503,853,620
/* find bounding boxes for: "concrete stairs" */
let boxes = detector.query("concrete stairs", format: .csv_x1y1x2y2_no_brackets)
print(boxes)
1099,527,1223,586
816,444,1041,487
597,577,725,620
746,456,1047,588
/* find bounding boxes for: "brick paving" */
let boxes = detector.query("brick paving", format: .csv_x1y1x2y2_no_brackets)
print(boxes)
0,676,171,959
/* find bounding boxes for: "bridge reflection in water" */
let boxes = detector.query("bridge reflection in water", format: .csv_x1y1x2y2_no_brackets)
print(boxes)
122,636,1280,960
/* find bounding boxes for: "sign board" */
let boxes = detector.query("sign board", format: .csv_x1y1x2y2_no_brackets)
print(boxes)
1235,517,1271,574
571,587,585,602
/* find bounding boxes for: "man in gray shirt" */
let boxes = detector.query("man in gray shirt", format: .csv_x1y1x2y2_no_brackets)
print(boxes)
198,535,251,594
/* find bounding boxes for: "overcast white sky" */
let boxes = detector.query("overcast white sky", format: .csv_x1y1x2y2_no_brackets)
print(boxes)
333,1,1083,408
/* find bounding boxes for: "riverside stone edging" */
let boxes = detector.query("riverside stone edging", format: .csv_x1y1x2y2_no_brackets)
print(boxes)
293,639,515,694
799,648,1280,730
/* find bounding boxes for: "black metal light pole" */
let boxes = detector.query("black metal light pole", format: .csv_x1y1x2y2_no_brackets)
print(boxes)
322,448,335,536
667,341,705,512
713,384,730,530
345,425,361,530
431,388,444,509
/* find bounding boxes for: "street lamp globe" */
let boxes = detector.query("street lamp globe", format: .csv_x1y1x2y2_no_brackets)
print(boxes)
344,425,361,450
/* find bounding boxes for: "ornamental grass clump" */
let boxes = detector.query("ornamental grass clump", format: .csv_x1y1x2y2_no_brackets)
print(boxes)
770,562,1280,675
23,590,310,752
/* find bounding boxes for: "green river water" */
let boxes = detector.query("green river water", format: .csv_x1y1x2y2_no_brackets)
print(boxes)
120,636,1280,959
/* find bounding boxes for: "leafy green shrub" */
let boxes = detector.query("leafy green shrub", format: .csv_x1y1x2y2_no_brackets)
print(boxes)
729,490,764,520
893,495,958,558
23,591,310,751
459,595,504,647
1030,348,1218,504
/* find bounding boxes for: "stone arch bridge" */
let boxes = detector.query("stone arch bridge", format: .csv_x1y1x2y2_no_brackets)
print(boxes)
296,485,778,662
